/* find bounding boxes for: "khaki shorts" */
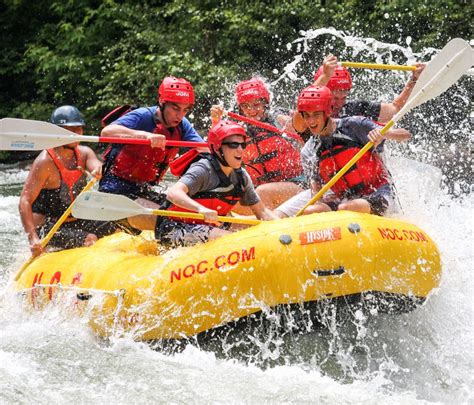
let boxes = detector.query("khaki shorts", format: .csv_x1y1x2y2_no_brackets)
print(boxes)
274,189,313,217
275,185,393,217
155,218,213,248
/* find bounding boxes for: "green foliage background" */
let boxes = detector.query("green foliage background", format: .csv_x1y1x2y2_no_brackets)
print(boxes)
0,0,472,145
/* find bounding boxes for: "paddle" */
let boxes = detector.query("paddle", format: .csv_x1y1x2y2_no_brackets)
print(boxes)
14,176,98,281
0,118,207,151
72,191,261,225
340,62,416,71
296,38,473,216
227,112,302,142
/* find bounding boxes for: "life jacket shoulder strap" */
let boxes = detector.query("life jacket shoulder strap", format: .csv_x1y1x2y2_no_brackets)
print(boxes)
169,149,203,177
101,104,140,128
47,147,84,181
203,154,246,197
318,134,363,158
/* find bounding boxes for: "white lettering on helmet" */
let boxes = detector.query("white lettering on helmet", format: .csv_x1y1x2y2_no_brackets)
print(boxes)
176,91,189,97
242,89,258,96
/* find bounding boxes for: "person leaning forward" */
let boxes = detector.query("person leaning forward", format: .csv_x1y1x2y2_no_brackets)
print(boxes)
275,86,411,218
19,106,116,257
125,120,276,248
98,76,206,231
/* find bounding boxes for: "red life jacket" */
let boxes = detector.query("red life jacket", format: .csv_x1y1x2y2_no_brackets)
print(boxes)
47,147,87,203
169,149,200,177
167,154,245,225
243,119,303,186
104,122,182,183
319,140,389,198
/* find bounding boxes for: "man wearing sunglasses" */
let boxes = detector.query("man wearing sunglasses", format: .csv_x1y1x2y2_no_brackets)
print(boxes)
141,120,276,247
99,76,204,209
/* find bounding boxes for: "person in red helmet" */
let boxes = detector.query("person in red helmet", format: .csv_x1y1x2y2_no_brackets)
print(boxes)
309,55,425,121
127,120,276,247
275,86,411,217
99,76,205,209
234,78,271,122
210,78,305,212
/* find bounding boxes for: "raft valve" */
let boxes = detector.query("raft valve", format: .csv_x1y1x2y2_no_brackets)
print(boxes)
279,234,292,245
348,223,361,234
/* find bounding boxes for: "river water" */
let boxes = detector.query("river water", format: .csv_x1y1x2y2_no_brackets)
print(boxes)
0,31,472,404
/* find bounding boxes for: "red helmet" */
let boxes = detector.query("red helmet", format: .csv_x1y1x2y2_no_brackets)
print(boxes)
313,66,352,91
158,76,195,105
236,78,270,105
208,120,248,152
297,86,333,117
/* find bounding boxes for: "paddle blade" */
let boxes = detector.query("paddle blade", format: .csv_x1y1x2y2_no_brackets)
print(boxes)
72,191,149,221
0,117,207,150
405,38,473,111
0,118,88,150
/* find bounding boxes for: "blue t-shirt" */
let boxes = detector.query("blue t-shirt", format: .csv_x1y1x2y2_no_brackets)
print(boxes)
112,106,203,142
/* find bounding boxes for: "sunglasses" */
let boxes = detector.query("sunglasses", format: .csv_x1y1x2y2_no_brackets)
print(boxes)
222,141,247,150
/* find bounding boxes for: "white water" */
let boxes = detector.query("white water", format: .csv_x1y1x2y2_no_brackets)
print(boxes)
0,32,472,404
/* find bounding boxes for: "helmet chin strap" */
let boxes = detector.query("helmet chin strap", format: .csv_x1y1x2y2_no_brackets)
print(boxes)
320,117,330,134
158,103,170,127
212,147,230,167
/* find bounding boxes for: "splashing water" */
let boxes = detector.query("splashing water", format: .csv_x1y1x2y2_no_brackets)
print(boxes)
0,30,472,404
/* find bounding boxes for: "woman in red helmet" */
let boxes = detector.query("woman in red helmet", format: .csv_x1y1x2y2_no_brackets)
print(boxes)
210,78,305,212
127,121,275,247
275,86,411,217
309,55,425,121
99,76,205,207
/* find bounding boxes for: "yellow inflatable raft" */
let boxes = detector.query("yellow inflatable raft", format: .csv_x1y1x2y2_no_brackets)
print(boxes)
14,211,441,340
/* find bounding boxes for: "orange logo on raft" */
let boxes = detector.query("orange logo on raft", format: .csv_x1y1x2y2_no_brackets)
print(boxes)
129,313,140,325
170,247,256,283
378,227,428,242
299,227,342,245
30,271,83,303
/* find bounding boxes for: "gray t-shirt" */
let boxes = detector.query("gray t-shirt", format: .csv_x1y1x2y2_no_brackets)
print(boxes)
179,158,260,207
300,116,381,183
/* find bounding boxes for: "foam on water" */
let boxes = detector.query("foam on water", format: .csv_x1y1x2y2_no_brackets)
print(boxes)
1,161,470,403
0,298,428,404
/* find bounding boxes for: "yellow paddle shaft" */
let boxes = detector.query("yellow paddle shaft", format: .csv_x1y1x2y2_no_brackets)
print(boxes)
41,177,98,247
150,209,261,225
15,177,98,281
341,62,416,71
295,120,395,216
